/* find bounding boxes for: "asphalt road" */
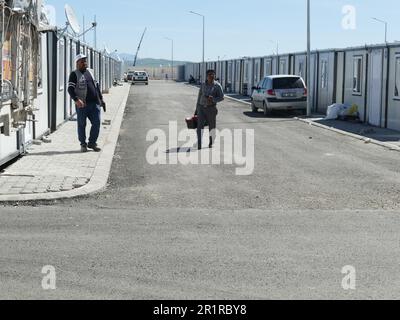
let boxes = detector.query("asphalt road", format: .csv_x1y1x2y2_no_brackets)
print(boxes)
1,80,400,299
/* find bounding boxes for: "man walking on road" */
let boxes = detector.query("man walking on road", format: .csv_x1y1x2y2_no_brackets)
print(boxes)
68,54,106,153
196,69,224,150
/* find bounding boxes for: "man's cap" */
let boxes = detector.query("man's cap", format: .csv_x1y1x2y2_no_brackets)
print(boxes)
75,54,87,64
206,69,216,75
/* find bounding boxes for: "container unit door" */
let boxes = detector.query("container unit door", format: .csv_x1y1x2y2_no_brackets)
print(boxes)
295,55,306,80
317,52,335,114
34,32,49,138
247,60,254,96
64,39,72,118
55,38,66,125
242,60,249,96
335,52,345,104
226,62,233,92
221,62,226,90
387,51,400,130
235,60,241,93
263,58,273,77
290,55,295,74
272,56,278,75
279,56,289,74
253,59,261,94
367,48,384,127
254,59,261,82
309,53,318,113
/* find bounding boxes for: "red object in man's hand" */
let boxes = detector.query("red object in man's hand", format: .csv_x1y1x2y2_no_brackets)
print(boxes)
185,115,198,129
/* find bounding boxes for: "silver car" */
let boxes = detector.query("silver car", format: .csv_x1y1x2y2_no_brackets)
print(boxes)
132,71,149,85
251,75,307,116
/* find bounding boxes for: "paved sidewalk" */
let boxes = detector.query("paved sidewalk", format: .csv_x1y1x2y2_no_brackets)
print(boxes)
296,116,400,152
0,83,130,202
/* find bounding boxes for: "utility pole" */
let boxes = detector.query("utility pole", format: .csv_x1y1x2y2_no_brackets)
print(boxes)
190,11,205,82
372,17,388,43
82,15,85,42
94,15,97,49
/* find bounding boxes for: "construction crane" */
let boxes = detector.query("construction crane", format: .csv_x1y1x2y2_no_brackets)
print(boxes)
133,28,147,67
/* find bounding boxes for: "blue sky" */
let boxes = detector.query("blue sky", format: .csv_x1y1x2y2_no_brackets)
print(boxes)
50,0,399,62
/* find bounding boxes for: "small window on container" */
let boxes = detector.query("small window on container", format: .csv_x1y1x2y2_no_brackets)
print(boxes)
395,56,400,98
352,56,363,95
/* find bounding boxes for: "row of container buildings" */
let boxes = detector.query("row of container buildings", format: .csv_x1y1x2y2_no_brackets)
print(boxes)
0,1,122,166
183,42,400,131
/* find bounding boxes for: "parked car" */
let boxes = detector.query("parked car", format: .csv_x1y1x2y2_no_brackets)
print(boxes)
132,71,149,85
126,71,135,82
251,75,307,115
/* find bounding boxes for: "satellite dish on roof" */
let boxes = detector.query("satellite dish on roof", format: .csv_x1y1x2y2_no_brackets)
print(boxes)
65,4,80,34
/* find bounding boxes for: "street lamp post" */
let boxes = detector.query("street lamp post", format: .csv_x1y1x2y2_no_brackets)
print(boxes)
371,17,388,43
164,37,174,81
307,0,311,117
189,11,205,82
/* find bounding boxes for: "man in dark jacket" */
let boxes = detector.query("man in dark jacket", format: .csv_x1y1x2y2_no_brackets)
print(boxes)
196,69,224,149
68,54,106,153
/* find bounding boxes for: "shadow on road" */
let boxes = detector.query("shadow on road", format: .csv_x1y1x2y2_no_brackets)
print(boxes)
166,147,193,154
25,150,86,156
243,110,305,119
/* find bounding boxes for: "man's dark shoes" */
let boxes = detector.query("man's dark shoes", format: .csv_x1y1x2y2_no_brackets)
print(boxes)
88,143,101,152
81,145,88,153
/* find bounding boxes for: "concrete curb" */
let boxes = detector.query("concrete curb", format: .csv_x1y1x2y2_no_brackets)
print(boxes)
295,117,400,152
0,86,131,202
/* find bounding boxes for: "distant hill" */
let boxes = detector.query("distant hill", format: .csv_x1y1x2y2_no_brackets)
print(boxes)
119,53,191,67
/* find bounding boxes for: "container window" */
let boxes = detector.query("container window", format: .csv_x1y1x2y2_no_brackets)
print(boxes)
395,57,400,98
353,56,363,95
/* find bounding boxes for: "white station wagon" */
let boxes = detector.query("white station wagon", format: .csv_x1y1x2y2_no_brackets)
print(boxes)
251,75,307,115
